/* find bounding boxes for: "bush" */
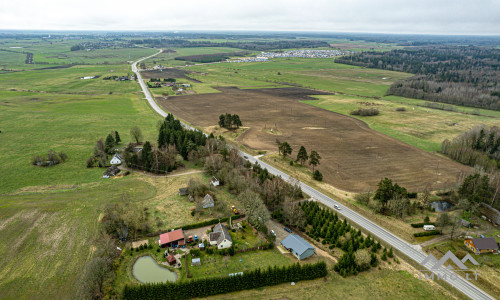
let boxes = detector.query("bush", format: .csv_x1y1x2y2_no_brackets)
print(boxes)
424,216,430,223
410,222,435,228
350,108,379,116
396,107,406,112
407,192,417,198
156,248,160,253
313,170,323,181
413,230,440,237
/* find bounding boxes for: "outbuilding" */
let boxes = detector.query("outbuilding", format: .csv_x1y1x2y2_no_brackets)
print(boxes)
281,234,315,260
202,194,215,209
179,187,189,196
166,255,176,265
192,258,201,266
159,229,185,248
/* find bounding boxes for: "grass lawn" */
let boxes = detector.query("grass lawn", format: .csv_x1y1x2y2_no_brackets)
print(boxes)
206,268,454,300
0,178,156,299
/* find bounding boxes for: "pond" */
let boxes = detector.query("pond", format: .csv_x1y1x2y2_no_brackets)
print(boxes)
132,256,177,284
430,201,455,212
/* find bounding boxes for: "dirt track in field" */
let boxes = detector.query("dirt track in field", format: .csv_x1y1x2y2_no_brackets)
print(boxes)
159,87,469,193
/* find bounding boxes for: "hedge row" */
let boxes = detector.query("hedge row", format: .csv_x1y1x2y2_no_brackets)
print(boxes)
410,222,436,228
123,262,327,300
413,230,440,237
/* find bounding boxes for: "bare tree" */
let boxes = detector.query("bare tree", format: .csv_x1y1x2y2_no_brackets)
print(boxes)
130,126,143,144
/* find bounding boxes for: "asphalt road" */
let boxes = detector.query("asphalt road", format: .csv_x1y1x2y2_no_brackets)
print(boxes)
132,52,495,300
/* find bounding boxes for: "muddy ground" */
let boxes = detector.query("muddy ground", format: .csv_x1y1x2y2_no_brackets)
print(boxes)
159,87,469,193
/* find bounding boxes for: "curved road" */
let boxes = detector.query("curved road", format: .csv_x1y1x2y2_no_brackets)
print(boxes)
132,51,495,300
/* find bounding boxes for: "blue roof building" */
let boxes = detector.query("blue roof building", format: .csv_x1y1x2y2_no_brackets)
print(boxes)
281,234,315,260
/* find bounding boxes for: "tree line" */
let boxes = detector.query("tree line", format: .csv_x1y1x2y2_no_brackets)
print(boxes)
336,46,500,111
122,262,327,299
441,125,500,172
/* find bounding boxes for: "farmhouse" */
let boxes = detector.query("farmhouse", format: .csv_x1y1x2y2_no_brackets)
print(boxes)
159,229,185,248
209,223,233,249
202,194,214,208
110,153,122,165
179,187,189,196
281,234,315,260
210,176,220,187
464,237,499,255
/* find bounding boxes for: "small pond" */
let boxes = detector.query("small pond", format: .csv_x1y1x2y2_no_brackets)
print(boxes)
430,201,455,212
132,256,177,284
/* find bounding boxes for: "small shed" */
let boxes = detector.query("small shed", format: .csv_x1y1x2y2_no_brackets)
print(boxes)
202,194,215,209
103,165,120,178
179,187,189,196
166,255,176,265
211,177,220,187
188,195,194,202
460,219,471,228
192,258,201,266
199,242,205,250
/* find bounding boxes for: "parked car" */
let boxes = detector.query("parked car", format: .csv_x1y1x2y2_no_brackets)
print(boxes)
284,227,292,233
270,230,276,236
334,204,341,210
243,155,248,159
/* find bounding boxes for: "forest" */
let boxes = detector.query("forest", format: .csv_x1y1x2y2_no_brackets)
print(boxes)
336,46,500,110
441,125,500,172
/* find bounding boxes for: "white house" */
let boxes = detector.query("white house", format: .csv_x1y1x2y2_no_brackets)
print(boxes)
110,154,122,165
210,176,220,187
209,223,233,249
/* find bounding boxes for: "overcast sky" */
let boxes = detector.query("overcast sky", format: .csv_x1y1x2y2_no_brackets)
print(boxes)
0,0,499,35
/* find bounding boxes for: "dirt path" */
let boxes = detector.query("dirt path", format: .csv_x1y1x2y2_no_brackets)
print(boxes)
118,165,203,178
419,234,450,248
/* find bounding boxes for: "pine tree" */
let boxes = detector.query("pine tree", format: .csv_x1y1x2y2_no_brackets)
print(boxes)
296,146,308,165
104,134,115,153
308,150,321,173
114,131,121,144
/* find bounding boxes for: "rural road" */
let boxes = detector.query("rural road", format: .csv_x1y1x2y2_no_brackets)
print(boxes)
131,51,495,300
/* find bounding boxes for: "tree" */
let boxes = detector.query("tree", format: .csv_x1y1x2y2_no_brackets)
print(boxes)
238,189,270,230
436,213,450,233
114,131,121,144
141,141,152,171
280,142,292,158
105,134,116,154
231,114,242,129
296,146,308,165
130,126,143,144
275,139,281,155
218,114,225,128
354,249,371,271
308,150,321,173
313,170,323,181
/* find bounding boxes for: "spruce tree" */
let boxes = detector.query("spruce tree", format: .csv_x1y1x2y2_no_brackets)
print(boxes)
296,146,308,165
114,131,121,144
105,134,115,153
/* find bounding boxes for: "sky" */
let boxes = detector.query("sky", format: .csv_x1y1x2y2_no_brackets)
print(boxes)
0,0,499,35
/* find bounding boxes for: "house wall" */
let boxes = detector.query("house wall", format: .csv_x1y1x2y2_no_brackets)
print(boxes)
299,248,315,260
218,239,232,249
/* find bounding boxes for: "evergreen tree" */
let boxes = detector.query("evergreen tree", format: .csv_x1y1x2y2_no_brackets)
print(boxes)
296,146,308,165
142,141,152,171
280,142,292,158
231,114,242,129
104,134,115,153
114,131,121,144
308,150,321,173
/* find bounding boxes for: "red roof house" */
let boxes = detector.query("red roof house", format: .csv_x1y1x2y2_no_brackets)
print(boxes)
166,255,177,265
159,229,185,247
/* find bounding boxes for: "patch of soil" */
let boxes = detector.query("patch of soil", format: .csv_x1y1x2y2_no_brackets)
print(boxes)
159,87,469,193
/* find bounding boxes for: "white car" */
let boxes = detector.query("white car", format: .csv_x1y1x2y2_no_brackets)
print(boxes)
270,230,276,236
334,204,341,210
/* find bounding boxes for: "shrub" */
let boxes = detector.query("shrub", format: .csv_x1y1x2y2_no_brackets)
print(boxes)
350,108,379,116
313,170,323,181
424,216,430,223
156,248,160,253
381,252,387,261
396,107,406,112
413,230,440,237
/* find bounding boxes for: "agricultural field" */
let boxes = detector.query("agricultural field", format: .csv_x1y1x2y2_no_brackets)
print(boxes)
159,87,469,193
303,94,500,152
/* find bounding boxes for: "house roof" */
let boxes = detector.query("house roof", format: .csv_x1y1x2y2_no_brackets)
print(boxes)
192,258,200,263
179,187,188,195
471,237,499,250
212,223,232,244
160,229,184,245
202,194,214,208
281,234,314,255
211,176,218,182
166,255,176,263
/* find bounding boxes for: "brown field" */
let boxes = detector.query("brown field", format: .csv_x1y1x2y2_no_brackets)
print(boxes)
159,87,469,192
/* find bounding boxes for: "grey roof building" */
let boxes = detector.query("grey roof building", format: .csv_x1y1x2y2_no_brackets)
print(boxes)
202,194,214,208
281,234,315,260
209,223,233,249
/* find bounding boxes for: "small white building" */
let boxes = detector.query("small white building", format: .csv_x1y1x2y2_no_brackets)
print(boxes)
209,223,233,249
110,154,122,165
211,176,220,187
